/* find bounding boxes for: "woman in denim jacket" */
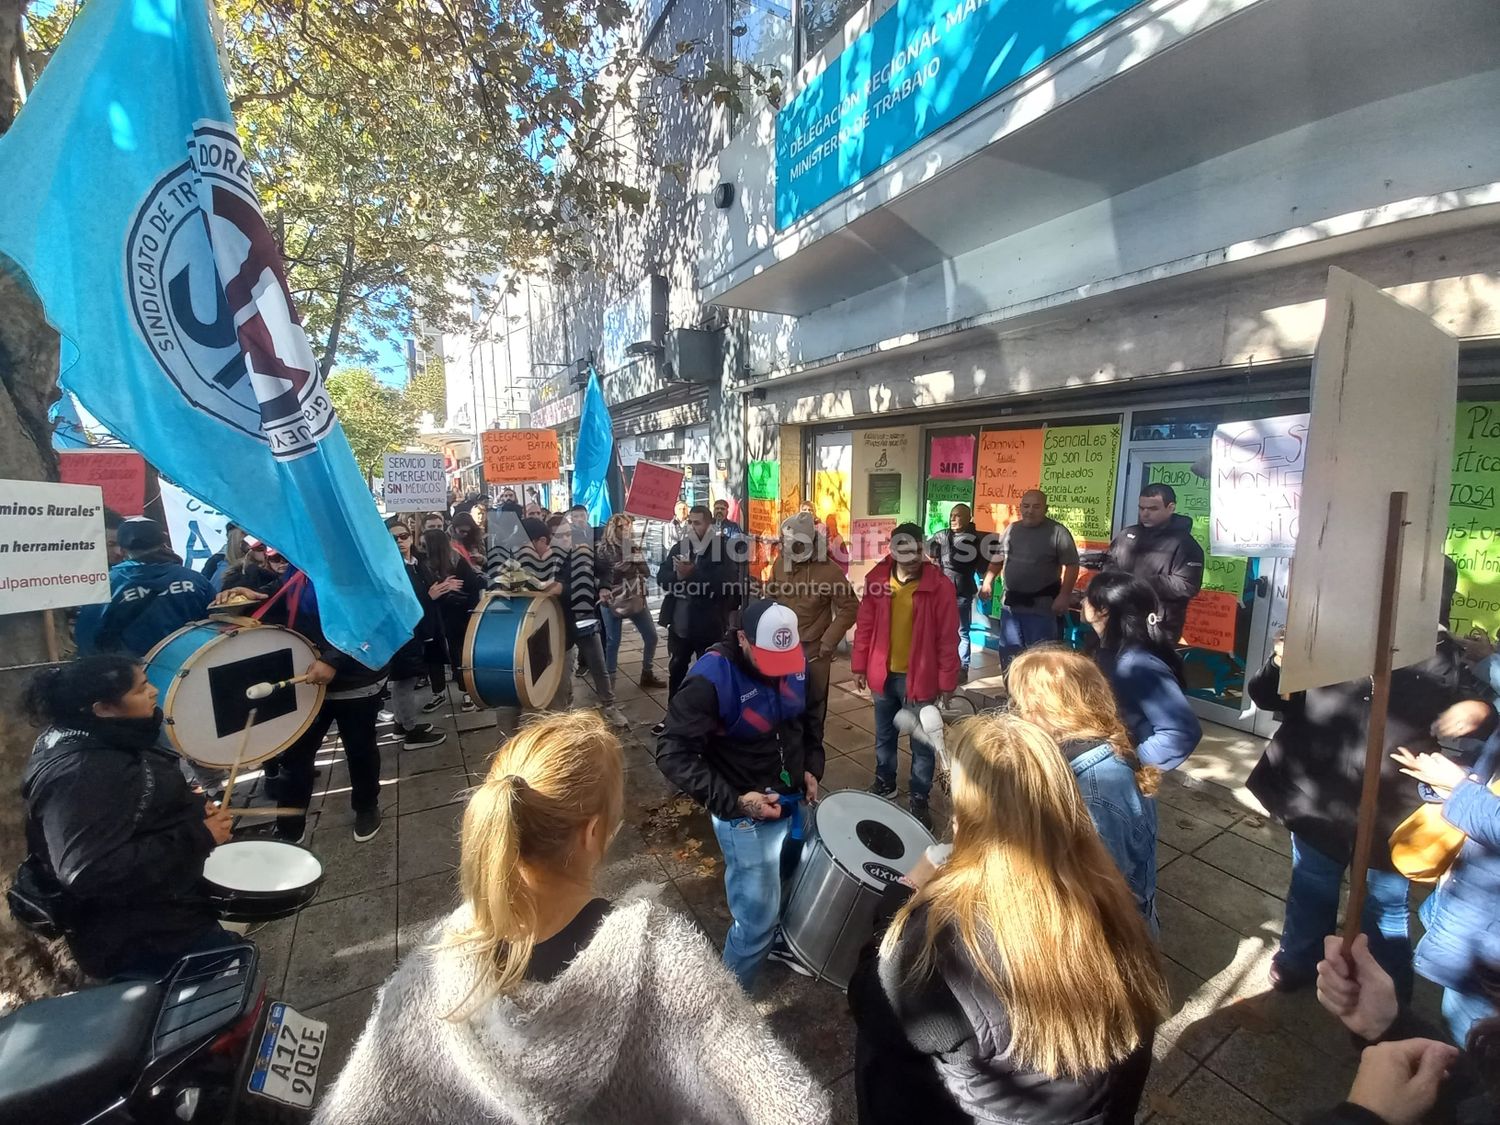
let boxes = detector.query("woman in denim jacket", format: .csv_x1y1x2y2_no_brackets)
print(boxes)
1007,645,1162,934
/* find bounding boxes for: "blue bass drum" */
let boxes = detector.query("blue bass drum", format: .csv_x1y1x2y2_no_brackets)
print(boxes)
144,618,324,768
462,592,566,709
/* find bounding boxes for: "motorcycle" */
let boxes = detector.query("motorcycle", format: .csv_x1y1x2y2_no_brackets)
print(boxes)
0,943,327,1124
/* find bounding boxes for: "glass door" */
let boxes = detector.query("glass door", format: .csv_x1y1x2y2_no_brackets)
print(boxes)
1122,442,1280,734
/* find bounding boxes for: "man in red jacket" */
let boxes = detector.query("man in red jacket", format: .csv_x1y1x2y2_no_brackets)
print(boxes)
852,522,961,828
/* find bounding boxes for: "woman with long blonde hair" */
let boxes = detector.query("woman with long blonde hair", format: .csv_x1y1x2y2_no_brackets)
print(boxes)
847,714,1168,1125
1006,645,1161,931
317,712,826,1125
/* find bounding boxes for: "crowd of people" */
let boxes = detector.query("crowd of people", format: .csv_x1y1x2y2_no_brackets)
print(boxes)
12,481,1500,1124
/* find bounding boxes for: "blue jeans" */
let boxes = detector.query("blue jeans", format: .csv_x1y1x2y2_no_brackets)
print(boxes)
873,672,936,802
711,813,797,990
1280,833,1413,1001
956,595,974,670
998,609,1060,662
603,607,658,676
1442,986,1496,1049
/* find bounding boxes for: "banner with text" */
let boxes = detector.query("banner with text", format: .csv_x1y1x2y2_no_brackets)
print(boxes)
58,450,146,516
482,429,560,485
625,460,686,521
1039,424,1119,550
973,428,1043,533
160,478,230,570
0,479,111,613
382,452,447,512
774,0,1145,227
1209,414,1307,557
1447,401,1500,637
925,477,975,535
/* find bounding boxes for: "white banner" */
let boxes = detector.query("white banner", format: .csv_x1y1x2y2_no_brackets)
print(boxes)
1209,412,1309,557
0,479,111,614
161,479,230,571
382,452,448,512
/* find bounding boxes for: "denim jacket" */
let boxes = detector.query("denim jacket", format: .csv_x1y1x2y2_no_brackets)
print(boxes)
1064,739,1160,935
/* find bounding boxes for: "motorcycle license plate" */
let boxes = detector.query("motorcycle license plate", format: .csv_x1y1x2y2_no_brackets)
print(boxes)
248,1002,327,1108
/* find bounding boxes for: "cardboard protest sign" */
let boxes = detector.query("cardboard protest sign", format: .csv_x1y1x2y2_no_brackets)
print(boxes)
625,461,685,520
382,452,447,512
0,479,111,613
482,429,559,484
1039,424,1119,550
58,449,146,516
1210,414,1307,557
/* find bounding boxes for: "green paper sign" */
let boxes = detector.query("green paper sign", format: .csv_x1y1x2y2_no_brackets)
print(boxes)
748,460,779,501
926,478,974,503
1039,424,1119,547
1448,402,1500,637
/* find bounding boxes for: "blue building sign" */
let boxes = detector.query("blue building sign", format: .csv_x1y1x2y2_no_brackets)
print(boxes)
775,0,1145,228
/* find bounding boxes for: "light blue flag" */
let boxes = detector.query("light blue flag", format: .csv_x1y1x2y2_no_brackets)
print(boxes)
0,0,419,665
574,370,614,525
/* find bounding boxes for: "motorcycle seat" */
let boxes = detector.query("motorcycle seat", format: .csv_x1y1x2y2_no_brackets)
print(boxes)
0,979,162,1122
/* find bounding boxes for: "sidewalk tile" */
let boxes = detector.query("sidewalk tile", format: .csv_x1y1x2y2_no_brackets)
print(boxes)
283,886,397,1009
307,815,398,901
1203,1024,1351,1122
1146,1065,1283,1125
397,802,463,881
1158,857,1285,943
1157,807,1224,854
397,869,460,956
1195,832,1290,899
391,766,473,817
302,984,379,1092
1227,814,1293,859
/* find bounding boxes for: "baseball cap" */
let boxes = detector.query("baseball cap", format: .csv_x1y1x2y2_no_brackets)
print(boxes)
116,517,167,551
740,599,805,677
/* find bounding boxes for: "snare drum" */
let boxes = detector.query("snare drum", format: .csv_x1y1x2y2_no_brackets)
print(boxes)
145,619,324,768
462,592,565,709
780,790,935,988
202,840,324,923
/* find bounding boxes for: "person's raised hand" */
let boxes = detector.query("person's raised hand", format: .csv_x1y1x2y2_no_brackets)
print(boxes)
1346,1038,1458,1125
1432,699,1491,740
211,586,267,607
1393,747,1469,796
203,801,233,846
737,791,781,820
1316,933,1399,1042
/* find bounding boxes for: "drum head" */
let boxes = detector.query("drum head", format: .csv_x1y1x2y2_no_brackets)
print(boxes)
147,621,324,768
203,840,323,894
814,790,936,889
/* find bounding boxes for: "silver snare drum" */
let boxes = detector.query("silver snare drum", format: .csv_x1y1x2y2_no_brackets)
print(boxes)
780,790,935,988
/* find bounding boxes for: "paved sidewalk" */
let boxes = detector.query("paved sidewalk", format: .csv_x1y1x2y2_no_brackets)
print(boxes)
239,635,1441,1124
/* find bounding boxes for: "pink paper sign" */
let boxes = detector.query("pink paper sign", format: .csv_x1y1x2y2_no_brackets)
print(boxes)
929,435,975,479
849,517,898,563
625,460,686,520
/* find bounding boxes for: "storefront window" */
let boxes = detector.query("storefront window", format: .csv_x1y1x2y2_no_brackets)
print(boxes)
1130,399,1310,442
732,0,794,80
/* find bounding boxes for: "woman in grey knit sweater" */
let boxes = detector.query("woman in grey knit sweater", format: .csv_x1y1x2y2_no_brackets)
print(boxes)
314,712,827,1125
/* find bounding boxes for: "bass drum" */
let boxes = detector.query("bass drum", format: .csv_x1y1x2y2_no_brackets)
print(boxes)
780,790,935,988
202,840,324,923
145,619,325,768
462,592,566,709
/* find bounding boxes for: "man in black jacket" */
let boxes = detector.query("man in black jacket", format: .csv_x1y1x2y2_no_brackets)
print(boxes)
216,564,390,843
1098,483,1204,644
656,599,817,990
656,505,732,704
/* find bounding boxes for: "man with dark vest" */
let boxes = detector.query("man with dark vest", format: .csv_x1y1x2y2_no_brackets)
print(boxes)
655,598,818,990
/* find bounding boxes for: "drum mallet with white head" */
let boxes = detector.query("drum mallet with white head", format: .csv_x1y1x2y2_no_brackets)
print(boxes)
896,704,951,790
245,674,312,700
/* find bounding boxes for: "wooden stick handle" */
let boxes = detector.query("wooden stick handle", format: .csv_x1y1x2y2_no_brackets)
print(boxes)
245,674,312,700
1342,492,1407,956
226,806,309,818
220,708,258,809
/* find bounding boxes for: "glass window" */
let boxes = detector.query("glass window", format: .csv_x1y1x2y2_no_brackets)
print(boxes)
1129,398,1310,442
800,0,864,61
732,0,793,91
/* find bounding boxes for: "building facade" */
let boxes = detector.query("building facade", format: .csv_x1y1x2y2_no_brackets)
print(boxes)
526,0,1500,733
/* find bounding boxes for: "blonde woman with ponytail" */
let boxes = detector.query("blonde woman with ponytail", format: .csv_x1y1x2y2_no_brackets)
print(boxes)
317,712,827,1125
1006,645,1162,933
847,714,1169,1125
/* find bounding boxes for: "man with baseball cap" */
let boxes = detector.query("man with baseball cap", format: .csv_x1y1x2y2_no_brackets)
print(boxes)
76,517,215,657
656,598,820,990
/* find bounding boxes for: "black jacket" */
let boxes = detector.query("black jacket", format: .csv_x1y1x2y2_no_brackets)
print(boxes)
849,883,1154,1124
656,534,731,645
1100,514,1204,640
1246,640,1481,871
926,526,996,600
392,557,441,680
655,642,818,820
21,714,220,979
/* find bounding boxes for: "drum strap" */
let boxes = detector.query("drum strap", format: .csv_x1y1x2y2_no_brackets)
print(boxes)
251,571,308,631
779,791,807,842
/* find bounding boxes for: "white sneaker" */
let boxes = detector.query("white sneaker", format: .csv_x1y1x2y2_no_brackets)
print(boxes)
767,939,814,978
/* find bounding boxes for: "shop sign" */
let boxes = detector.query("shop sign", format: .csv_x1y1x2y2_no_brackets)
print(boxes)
531,391,582,430
0,479,111,614
775,0,1145,228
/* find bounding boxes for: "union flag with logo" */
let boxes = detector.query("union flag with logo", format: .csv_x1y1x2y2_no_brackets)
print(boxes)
0,0,418,664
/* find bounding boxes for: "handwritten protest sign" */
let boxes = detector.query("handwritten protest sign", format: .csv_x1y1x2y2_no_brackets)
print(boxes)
58,450,146,516
973,429,1043,532
929,434,975,479
1446,401,1500,637
625,461,685,520
382,452,447,512
1180,590,1239,654
482,429,559,484
1039,424,1119,550
850,517,898,563
925,477,975,535
748,460,779,501
1210,414,1307,557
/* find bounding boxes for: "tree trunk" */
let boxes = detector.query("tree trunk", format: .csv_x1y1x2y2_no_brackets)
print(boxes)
0,0,25,135
0,263,84,1012
318,231,358,377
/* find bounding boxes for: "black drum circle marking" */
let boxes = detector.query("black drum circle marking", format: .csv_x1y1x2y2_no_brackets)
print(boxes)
855,817,906,860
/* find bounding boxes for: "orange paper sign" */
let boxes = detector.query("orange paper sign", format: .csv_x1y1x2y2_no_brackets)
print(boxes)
482,429,559,484
973,429,1044,532
1180,590,1239,654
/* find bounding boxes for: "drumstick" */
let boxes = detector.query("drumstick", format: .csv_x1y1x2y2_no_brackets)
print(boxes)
220,708,258,809
224,806,308,822
245,674,313,700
